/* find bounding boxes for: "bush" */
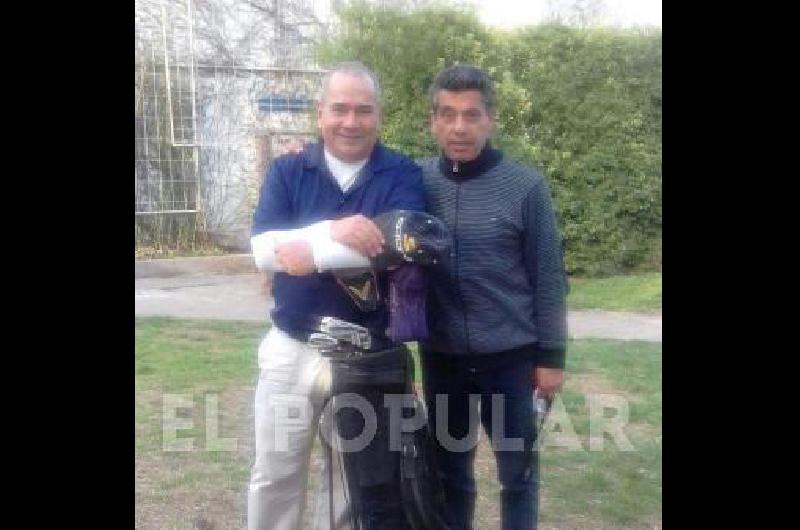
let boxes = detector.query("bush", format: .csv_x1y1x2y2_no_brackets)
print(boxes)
320,2,661,276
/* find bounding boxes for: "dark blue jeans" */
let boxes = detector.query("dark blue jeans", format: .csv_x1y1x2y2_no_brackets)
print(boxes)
422,352,539,530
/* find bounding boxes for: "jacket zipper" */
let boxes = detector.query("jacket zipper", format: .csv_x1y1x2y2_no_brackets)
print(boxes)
452,173,471,353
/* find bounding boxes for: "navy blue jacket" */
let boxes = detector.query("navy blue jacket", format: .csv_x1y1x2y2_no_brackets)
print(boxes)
252,141,426,341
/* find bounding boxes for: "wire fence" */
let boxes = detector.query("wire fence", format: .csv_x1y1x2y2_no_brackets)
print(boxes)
135,0,331,255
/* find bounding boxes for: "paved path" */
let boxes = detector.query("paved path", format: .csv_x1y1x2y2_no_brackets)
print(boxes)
135,272,661,341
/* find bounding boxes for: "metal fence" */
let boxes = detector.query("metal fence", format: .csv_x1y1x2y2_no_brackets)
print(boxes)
135,0,330,252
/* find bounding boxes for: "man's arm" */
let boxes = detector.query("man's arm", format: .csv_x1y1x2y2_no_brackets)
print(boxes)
251,157,386,274
251,156,424,276
522,177,569,397
250,220,376,274
298,160,427,273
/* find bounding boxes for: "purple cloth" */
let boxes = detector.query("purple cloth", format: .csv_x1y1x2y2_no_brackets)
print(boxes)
387,264,428,342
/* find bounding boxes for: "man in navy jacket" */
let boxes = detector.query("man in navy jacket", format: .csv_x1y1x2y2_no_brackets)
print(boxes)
247,62,424,530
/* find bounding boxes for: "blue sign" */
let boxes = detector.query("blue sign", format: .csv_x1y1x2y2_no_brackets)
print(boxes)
258,96,313,113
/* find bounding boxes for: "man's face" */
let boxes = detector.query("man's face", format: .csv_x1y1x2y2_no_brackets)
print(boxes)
317,72,380,162
431,89,495,162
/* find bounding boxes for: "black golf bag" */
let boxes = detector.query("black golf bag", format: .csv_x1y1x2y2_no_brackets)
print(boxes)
310,210,452,529
311,318,449,530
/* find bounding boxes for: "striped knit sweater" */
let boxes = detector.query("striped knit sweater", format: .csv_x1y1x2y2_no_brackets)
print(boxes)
419,146,568,368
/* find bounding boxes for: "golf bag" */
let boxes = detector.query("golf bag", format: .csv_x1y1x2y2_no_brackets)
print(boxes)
310,317,449,530
308,211,452,529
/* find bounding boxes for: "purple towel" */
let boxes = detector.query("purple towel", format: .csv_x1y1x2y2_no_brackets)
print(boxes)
387,264,428,342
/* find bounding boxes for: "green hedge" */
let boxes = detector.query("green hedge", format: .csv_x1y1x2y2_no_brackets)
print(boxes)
319,2,661,276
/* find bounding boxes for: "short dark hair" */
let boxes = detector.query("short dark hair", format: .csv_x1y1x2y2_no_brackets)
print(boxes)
429,64,496,116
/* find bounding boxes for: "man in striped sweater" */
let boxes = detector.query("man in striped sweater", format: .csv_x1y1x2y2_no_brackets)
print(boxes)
420,65,569,530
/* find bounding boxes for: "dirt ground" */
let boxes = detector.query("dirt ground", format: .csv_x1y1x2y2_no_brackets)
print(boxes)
135,383,661,530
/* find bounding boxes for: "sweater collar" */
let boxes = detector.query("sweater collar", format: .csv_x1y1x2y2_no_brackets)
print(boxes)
438,143,503,182
303,139,387,195
303,138,387,172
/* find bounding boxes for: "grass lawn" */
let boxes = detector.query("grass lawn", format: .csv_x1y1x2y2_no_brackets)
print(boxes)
567,272,661,313
136,317,661,529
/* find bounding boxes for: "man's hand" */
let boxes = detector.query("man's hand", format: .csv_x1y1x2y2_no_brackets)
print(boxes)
275,241,316,276
331,214,385,258
532,366,564,399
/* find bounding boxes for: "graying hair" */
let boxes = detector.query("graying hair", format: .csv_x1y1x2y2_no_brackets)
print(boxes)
429,64,496,116
318,61,382,106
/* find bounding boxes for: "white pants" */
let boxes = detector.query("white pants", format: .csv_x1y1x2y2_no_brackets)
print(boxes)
248,327,336,530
